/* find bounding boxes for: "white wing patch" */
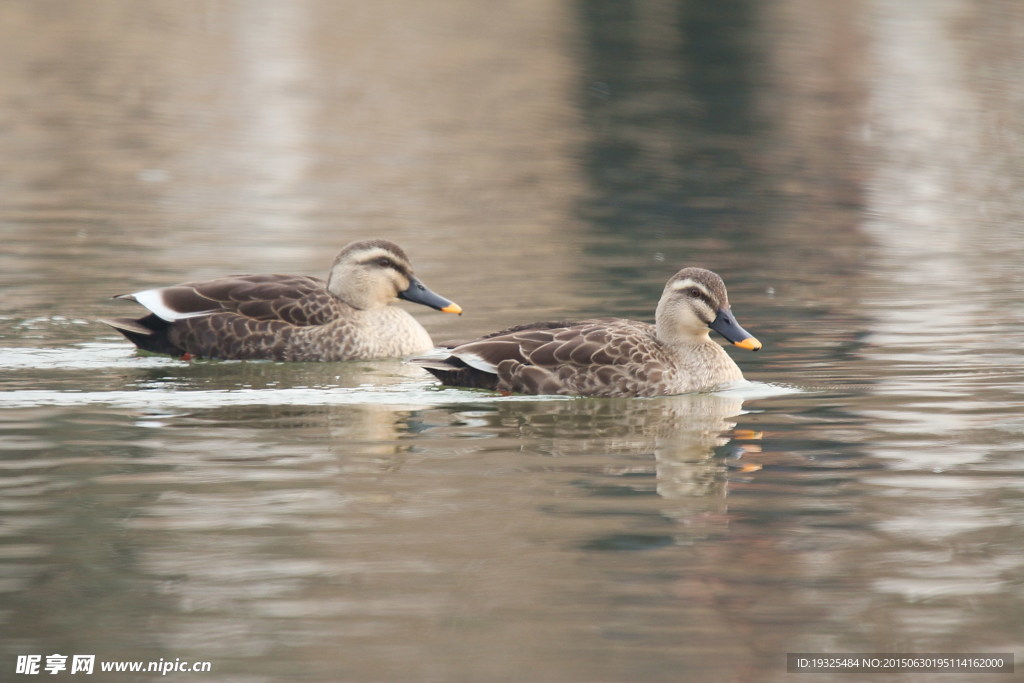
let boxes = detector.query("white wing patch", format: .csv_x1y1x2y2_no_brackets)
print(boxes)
452,350,498,374
131,288,218,322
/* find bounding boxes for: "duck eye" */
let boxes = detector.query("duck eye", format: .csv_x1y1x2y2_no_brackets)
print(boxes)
375,257,394,268
688,288,702,298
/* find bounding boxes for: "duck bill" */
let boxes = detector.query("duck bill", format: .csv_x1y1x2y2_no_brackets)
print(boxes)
710,308,761,351
399,276,462,314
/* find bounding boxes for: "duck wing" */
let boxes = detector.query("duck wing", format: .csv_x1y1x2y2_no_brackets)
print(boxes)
119,274,343,327
449,319,623,372
418,319,668,396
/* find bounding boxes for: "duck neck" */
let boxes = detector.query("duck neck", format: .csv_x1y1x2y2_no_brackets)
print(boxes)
655,322,713,349
327,274,386,311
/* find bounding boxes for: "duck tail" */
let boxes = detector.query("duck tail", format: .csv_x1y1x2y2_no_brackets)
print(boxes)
99,314,183,356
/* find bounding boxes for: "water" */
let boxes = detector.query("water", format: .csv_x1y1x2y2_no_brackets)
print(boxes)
2,1,1023,681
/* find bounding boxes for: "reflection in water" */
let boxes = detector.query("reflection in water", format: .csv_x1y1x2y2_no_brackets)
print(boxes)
853,2,1024,634
426,393,751,543
0,399,431,670
0,393,762,680
578,0,763,233
2,0,1024,680
0,0,589,345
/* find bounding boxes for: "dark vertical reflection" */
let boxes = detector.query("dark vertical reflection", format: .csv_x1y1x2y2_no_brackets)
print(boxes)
577,0,764,242
678,0,756,135
574,0,875,380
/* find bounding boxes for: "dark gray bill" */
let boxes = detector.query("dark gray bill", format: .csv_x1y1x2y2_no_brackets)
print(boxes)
709,308,761,350
399,276,462,314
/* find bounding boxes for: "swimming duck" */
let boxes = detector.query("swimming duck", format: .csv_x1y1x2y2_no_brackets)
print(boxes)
413,267,759,397
101,239,462,361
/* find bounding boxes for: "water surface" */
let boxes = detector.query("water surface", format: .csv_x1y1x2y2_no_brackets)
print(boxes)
1,1,1023,681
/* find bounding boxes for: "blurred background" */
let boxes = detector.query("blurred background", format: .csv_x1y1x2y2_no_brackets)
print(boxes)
1,1,1022,681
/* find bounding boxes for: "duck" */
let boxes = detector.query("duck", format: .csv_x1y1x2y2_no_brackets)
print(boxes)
100,239,462,361
413,267,760,397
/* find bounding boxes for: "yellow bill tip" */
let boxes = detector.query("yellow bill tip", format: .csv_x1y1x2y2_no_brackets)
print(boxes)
440,302,463,315
733,336,762,351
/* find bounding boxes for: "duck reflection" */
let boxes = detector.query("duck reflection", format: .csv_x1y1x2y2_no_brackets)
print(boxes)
422,391,759,544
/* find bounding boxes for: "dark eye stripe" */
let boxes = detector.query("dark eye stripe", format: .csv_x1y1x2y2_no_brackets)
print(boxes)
672,280,718,308
360,254,406,272
383,262,413,281
687,287,714,307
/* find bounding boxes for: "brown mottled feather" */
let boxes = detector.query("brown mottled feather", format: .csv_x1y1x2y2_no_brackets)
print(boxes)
424,319,681,397
101,239,457,361
414,267,756,397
